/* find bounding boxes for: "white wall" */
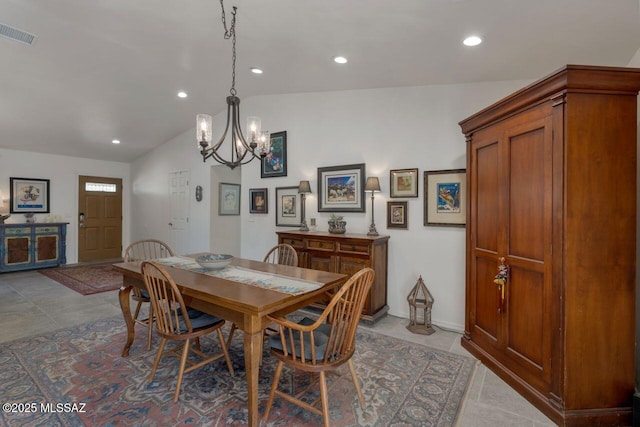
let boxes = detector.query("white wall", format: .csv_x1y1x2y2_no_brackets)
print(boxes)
0,148,130,264
132,79,530,331
238,81,530,331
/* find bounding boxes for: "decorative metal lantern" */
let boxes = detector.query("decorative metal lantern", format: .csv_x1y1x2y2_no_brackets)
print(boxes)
406,275,435,335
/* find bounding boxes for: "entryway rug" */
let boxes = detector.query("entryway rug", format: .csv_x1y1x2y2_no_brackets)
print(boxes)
38,262,123,295
0,317,476,426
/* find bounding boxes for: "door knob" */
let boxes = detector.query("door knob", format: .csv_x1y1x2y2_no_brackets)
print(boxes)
168,222,173,226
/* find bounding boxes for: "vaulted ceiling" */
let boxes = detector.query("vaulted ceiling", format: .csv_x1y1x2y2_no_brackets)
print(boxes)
1,0,639,162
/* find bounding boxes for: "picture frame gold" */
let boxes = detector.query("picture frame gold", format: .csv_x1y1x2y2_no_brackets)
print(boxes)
424,169,466,227
390,168,418,198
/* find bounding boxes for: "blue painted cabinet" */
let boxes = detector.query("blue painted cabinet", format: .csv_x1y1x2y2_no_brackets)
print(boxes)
0,223,68,272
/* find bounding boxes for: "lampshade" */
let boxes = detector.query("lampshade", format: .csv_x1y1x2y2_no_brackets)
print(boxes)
365,177,381,192
298,180,312,194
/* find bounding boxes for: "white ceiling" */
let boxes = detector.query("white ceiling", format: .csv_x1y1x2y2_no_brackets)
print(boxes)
1,0,639,163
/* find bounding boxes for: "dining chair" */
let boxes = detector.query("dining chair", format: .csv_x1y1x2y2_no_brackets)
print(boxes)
226,243,299,348
262,267,375,427
263,243,299,267
123,239,174,350
141,261,234,402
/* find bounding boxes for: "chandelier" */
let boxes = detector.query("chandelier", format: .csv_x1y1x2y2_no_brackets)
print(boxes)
196,0,269,169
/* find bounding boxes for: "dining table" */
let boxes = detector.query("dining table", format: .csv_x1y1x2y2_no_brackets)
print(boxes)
113,254,348,427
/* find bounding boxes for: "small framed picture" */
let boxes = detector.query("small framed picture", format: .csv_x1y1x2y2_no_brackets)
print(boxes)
317,163,366,212
424,169,466,227
275,186,301,227
387,201,408,229
219,182,240,215
10,177,50,213
261,131,287,178
390,168,418,198
249,188,268,214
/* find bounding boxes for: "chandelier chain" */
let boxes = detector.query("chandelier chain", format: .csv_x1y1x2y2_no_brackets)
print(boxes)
220,0,237,96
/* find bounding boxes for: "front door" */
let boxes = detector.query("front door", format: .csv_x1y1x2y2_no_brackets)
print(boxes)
78,176,123,262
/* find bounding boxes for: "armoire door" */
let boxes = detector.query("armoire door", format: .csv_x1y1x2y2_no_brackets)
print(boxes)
469,106,554,392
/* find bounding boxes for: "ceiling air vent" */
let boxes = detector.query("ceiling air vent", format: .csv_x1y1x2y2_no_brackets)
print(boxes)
0,23,37,45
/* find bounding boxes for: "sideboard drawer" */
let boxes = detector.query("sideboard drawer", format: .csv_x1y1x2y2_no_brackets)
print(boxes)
338,242,370,256
307,239,335,252
282,237,304,249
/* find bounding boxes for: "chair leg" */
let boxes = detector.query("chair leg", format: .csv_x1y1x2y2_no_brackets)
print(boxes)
133,300,143,321
146,303,154,351
262,360,284,423
149,337,166,382
174,338,191,402
217,328,234,375
319,371,330,427
348,359,365,408
226,323,238,348
195,337,201,352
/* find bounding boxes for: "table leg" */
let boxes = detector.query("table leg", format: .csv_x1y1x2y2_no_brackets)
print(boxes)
118,284,134,357
244,315,263,427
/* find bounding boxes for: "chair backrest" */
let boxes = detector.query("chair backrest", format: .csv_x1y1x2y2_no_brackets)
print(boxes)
263,243,298,267
275,267,375,366
321,267,374,362
124,239,174,262
141,261,193,338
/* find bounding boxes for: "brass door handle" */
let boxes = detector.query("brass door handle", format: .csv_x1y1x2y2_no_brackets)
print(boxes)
494,257,509,314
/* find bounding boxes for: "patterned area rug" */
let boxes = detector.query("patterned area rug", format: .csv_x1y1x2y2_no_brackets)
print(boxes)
0,316,476,426
38,262,123,295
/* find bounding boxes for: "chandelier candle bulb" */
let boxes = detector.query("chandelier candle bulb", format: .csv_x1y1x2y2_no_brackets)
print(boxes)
197,114,212,148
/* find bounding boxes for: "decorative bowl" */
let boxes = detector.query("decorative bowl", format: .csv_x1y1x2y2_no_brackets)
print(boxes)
196,253,233,270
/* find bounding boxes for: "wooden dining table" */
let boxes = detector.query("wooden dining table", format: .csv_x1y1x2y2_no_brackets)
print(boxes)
113,255,347,427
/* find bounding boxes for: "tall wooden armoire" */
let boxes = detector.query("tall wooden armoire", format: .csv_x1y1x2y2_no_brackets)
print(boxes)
459,65,640,426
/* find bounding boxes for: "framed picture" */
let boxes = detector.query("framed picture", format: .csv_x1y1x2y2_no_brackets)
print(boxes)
249,188,268,214
261,131,287,178
390,168,418,198
424,169,466,227
10,177,50,213
317,163,366,212
219,182,240,215
275,186,301,227
387,201,408,229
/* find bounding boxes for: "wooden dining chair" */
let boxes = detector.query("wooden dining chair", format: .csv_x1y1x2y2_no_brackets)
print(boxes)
141,261,234,402
123,239,174,350
262,267,375,427
263,243,299,267
226,243,299,348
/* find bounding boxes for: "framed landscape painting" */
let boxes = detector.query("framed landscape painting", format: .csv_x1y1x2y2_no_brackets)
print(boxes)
424,169,466,227
261,131,287,178
317,163,366,212
10,177,50,213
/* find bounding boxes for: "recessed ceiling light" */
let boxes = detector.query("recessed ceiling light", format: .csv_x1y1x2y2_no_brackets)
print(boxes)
177,91,188,98
463,36,482,47
112,139,120,144
250,67,263,74
333,56,348,64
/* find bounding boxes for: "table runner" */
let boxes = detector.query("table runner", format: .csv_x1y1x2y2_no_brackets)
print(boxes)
153,256,323,296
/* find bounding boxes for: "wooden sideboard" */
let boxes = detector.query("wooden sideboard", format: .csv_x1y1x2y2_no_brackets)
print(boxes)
277,231,389,323
0,223,68,272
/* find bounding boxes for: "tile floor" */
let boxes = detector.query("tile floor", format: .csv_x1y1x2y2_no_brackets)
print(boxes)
0,269,556,426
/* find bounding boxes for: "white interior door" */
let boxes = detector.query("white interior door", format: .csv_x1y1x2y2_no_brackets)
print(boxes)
168,170,189,255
